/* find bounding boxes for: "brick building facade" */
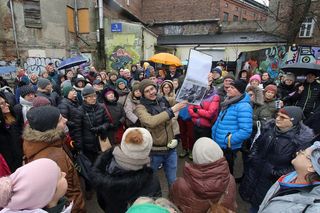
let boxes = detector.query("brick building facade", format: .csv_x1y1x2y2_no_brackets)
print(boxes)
220,0,268,22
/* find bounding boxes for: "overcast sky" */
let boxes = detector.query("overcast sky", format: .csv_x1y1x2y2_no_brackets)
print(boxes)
255,0,269,6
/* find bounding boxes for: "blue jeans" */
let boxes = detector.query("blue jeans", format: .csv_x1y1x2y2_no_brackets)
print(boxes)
151,149,177,186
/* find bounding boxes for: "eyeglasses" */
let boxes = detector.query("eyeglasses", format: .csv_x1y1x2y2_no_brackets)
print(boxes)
248,93,254,97
296,149,311,159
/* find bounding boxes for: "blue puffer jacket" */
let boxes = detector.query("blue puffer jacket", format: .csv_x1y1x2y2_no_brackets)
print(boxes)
211,93,252,150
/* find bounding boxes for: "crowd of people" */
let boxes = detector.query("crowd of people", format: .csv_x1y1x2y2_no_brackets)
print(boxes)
0,60,320,213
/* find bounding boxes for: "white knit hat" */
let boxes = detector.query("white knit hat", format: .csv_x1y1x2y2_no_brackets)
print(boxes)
121,128,153,160
192,137,223,164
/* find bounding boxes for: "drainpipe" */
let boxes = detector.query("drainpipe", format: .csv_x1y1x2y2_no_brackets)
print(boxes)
9,0,20,60
97,0,105,69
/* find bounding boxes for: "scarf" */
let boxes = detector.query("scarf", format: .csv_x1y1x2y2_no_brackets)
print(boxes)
220,94,245,111
278,171,320,189
112,146,150,171
19,97,33,122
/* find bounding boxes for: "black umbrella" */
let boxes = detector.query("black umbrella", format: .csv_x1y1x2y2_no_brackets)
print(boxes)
57,55,88,70
281,63,320,76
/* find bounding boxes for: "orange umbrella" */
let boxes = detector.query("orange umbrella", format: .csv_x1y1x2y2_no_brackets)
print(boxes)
149,53,182,66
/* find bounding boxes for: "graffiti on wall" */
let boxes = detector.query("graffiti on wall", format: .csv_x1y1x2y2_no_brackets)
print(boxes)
23,57,62,75
108,46,139,71
238,45,320,79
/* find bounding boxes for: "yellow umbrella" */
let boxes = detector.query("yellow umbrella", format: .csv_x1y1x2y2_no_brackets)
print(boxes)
149,53,182,66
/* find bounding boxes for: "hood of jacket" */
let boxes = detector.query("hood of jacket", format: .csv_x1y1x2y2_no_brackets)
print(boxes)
23,126,66,159
183,158,231,199
102,87,119,104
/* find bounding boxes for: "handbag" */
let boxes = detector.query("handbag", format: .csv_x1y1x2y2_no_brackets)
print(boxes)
0,154,11,177
99,136,112,152
62,142,92,182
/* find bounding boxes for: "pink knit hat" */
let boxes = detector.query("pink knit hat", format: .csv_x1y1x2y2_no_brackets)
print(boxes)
0,158,60,210
249,74,261,83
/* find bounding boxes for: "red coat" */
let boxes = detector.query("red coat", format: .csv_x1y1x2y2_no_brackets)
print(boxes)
188,94,220,128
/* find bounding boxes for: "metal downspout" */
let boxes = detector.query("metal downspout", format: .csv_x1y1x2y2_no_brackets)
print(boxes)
9,0,20,59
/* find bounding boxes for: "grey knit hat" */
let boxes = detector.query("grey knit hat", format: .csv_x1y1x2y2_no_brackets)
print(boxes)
81,85,95,97
27,106,60,132
20,85,35,98
279,106,304,126
37,78,51,89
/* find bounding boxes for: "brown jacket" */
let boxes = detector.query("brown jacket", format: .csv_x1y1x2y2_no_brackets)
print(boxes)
135,96,175,152
23,126,86,213
170,158,237,213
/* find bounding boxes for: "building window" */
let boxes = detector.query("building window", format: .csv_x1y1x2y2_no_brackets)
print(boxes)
225,3,228,7
253,13,256,18
243,18,247,21
235,7,238,11
299,17,315,38
126,0,130,6
223,12,229,22
233,15,239,21
243,9,246,14
23,0,41,28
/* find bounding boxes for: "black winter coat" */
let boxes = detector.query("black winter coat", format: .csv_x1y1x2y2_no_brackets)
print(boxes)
91,149,161,213
102,87,125,145
73,102,111,154
239,120,314,207
0,93,23,172
58,98,80,140
277,82,296,106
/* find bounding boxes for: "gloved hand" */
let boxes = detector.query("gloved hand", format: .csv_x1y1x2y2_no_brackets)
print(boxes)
193,108,198,113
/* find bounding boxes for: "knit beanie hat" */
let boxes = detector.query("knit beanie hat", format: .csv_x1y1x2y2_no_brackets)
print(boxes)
127,203,170,213
192,137,223,164
19,85,35,98
310,141,320,175
284,72,295,82
249,74,261,83
116,78,127,87
230,79,247,94
37,78,51,89
0,158,60,210
132,82,141,92
211,67,222,75
121,128,153,160
81,85,95,97
63,86,74,98
264,84,277,94
32,96,51,107
223,73,235,81
139,79,157,94
27,106,61,132
279,106,304,126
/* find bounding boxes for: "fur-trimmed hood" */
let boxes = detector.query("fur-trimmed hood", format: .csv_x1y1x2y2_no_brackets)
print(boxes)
23,126,66,159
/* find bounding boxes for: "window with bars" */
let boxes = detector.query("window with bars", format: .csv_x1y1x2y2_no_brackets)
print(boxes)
299,17,315,38
23,0,41,28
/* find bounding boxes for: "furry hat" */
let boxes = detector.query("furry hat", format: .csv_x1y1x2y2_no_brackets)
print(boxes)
192,137,223,164
121,128,153,160
116,78,127,87
310,141,320,175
